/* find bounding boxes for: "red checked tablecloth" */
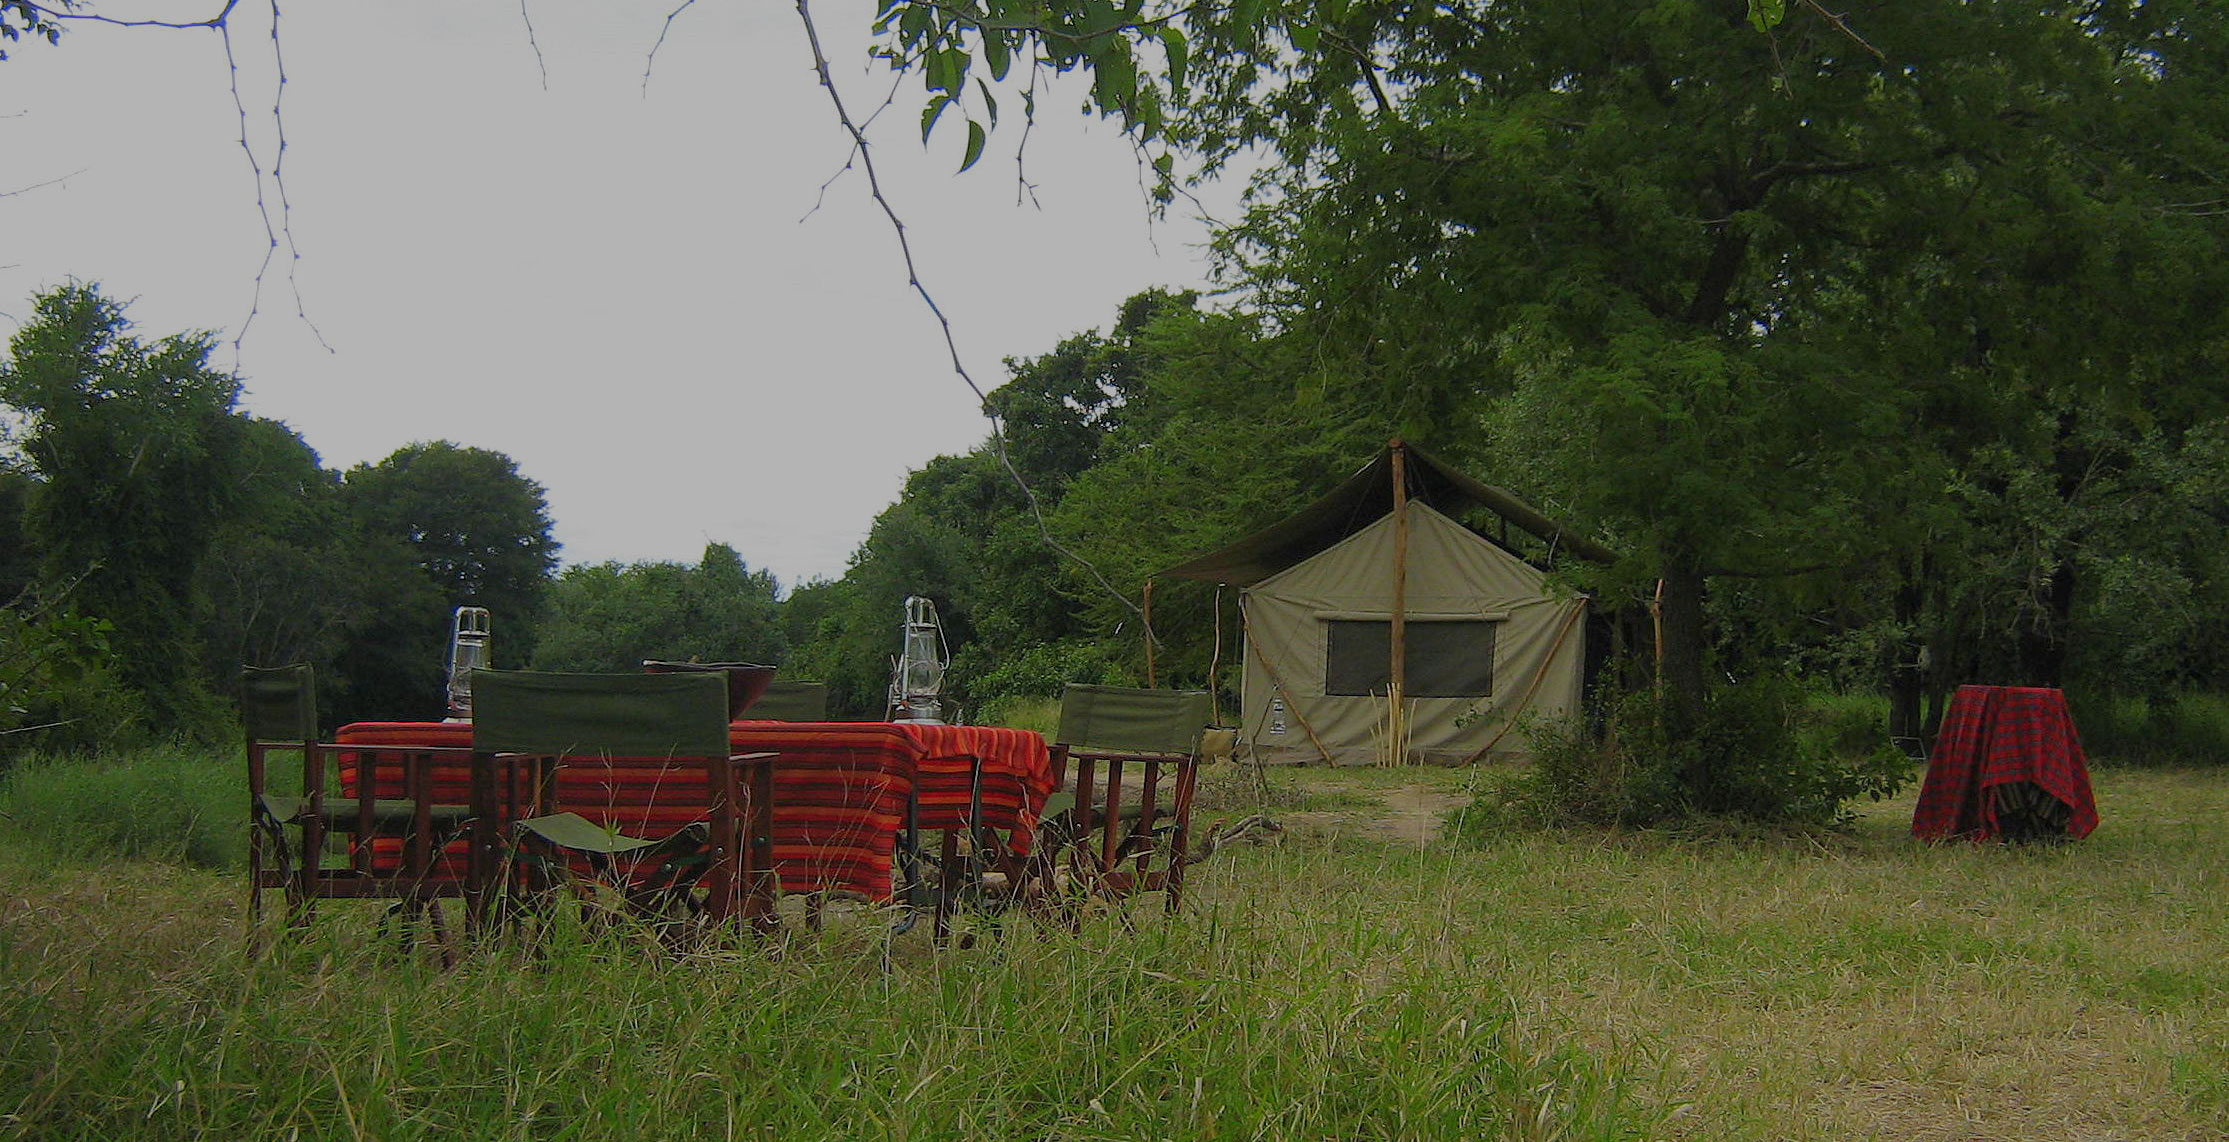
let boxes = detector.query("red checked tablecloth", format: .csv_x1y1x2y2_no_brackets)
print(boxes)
335,720,1052,900
1911,685,2098,842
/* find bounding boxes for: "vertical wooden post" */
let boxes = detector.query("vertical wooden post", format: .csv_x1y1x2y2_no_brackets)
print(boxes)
1650,577,1666,693
1207,584,1224,725
1143,579,1157,688
1388,439,1410,765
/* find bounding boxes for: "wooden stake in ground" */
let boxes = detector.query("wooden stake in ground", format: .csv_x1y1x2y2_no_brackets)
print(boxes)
1389,438,1411,766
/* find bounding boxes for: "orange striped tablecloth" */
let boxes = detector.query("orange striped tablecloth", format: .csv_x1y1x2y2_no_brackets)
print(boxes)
335,720,1051,900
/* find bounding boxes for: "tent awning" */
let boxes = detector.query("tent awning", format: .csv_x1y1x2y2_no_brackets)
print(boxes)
1157,442,1617,586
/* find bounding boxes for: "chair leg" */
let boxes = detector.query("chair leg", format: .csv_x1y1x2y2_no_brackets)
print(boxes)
1165,761,1199,914
703,757,741,927
1135,760,1162,882
466,756,501,933
890,795,925,936
934,829,960,945
745,760,778,935
1098,757,1125,888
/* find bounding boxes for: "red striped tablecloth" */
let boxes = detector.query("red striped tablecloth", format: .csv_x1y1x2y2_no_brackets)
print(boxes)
1911,685,2098,842
335,720,1052,900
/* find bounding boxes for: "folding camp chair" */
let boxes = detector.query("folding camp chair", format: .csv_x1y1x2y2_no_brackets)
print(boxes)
1030,684,1214,918
749,680,830,722
243,664,472,958
467,669,778,936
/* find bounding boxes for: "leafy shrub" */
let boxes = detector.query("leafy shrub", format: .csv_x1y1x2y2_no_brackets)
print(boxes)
0,745,243,868
0,608,150,759
973,694,1060,735
1461,678,1916,834
958,639,1123,703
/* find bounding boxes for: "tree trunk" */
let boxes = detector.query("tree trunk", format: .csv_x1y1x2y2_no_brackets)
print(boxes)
2016,558,2077,687
1887,554,1927,758
1658,557,1709,723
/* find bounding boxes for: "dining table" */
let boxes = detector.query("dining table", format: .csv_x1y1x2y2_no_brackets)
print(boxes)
333,719,1055,905
1911,685,2098,842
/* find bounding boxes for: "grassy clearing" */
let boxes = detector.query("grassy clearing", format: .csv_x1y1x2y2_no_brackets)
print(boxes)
1,749,2224,1139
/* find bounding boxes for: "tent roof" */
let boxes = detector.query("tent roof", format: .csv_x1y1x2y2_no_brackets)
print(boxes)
1158,442,1617,586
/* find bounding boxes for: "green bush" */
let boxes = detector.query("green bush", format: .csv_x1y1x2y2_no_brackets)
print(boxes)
974,694,1061,735
0,609,152,760
0,745,243,869
958,639,1124,703
1460,679,1916,834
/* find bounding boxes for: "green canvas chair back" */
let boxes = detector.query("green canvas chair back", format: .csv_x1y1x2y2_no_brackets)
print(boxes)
1056,684,1213,757
749,681,830,722
242,663,317,743
471,670,731,758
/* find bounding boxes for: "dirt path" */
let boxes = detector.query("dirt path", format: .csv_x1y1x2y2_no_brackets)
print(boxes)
1265,772,1474,846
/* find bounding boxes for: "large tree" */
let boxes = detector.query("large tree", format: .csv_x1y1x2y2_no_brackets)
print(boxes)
1151,3,2229,726
533,543,787,675
334,440,557,720
0,282,246,729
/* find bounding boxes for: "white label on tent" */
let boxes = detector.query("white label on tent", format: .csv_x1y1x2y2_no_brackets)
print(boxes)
1269,698,1287,735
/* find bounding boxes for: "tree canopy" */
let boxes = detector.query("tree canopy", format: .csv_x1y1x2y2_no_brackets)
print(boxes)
0,286,570,744
534,543,787,675
7,3,2227,816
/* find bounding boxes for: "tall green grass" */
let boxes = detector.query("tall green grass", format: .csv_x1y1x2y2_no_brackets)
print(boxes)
8,754,2227,1138
0,847,1654,1140
2071,691,2229,766
0,745,245,869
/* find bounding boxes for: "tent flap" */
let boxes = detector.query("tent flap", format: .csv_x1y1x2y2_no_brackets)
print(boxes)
1158,443,1614,585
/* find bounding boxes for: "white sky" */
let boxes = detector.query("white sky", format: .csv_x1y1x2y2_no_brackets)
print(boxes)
1,1,1234,588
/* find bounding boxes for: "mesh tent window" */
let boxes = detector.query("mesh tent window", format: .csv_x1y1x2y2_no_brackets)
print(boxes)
1324,619,1497,698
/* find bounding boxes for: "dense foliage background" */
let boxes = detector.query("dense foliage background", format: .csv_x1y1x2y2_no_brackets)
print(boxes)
3,2,2225,821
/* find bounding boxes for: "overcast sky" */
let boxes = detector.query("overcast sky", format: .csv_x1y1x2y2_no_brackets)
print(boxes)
2,1,1234,588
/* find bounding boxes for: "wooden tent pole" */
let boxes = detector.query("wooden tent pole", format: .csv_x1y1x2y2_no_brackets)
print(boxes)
1388,438,1410,765
1143,578,1157,688
1208,583,1225,725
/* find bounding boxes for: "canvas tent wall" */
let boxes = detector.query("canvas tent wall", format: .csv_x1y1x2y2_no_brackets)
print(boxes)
1160,443,1607,766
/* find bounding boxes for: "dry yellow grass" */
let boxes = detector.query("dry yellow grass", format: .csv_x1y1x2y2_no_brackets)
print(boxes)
1236,763,2229,1140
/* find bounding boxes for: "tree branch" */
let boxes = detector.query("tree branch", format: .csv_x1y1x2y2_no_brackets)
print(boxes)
1320,29,1393,117
37,0,237,30
793,0,1155,639
641,0,696,94
1797,0,1883,61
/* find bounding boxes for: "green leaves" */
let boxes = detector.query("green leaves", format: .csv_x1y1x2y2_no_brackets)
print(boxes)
1158,26,1188,97
920,93,952,143
1746,0,1787,33
962,119,987,171
871,0,1259,170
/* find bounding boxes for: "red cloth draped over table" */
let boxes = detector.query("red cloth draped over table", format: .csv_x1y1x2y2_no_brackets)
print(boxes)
334,721,1052,900
1911,685,2099,842
777,722,1057,854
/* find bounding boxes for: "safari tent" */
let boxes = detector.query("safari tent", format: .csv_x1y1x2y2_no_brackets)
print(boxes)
1159,442,1613,765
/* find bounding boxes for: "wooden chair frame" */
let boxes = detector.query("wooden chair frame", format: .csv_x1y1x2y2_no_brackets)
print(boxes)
244,664,471,961
1027,685,1212,920
466,669,777,937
